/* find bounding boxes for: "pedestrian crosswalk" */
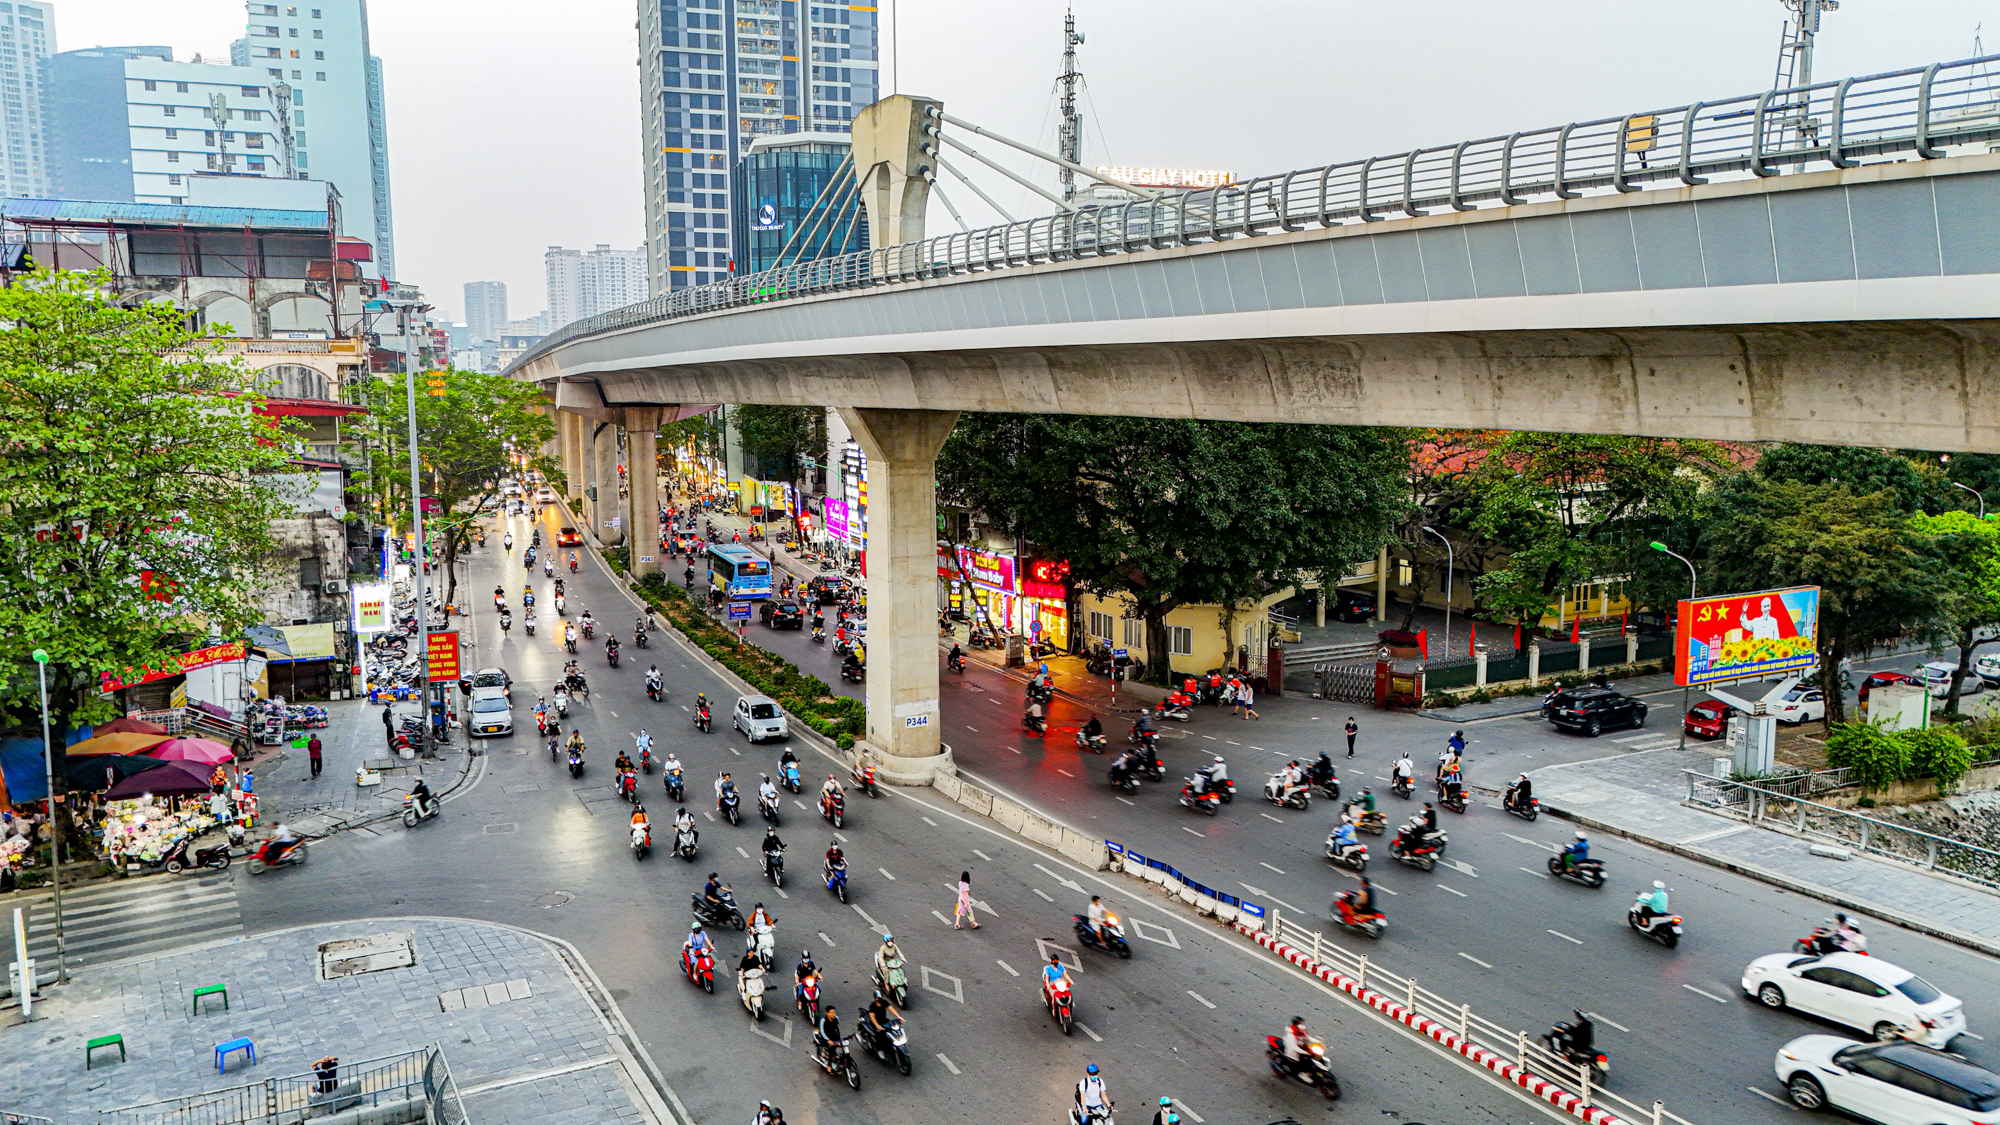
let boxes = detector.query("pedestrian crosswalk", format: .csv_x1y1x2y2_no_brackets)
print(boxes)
1610,731,1683,752
5,873,240,986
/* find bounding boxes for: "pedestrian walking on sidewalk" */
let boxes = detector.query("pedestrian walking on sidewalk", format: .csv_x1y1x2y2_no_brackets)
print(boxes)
308,734,324,778
953,871,980,929
1345,717,1358,758
1240,682,1259,721
381,704,396,748
1229,678,1244,717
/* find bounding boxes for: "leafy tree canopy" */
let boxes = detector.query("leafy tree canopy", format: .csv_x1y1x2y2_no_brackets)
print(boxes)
1757,443,1951,514
733,404,826,482
0,269,291,726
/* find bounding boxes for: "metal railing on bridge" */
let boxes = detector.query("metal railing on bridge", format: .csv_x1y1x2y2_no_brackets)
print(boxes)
512,55,2000,373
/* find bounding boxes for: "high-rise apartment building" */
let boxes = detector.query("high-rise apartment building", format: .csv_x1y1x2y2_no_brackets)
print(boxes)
545,244,647,329
463,280,507,342
46,45,169,201
232,0,396,278
0,1,55,197
637,0,879,293
731,134,864,274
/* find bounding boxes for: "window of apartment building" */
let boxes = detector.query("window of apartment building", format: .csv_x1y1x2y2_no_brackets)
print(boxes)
241,86,260,97
254,25,279,36
166,151,179,162
313,51,323,60
205,153,216,169
254,3,277,12
176,82,189,92
143,79,156,91
163,105,176,116
1122,618,1143,650
164,128,177,139
247,156,265,170
289,49,299,58
288,27,298,36
203,131,215,144
167,174,181,184
315,72,326,81
1088,611,1113,642
312,8,322,16
312,29,322,38
291,70,302,78
246,134,264,148
1396,558,1413,587
1169,626,1194,657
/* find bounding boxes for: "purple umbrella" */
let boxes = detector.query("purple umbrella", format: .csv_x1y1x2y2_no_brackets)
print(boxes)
104,759,217,800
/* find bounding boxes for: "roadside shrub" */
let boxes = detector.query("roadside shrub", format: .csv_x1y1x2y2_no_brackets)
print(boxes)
1901,726,1976,794
1423,691,1458,709
1824,722,1910,789
1468,689,1494,704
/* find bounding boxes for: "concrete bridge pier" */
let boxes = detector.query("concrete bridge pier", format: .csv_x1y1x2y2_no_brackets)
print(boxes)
839,407,960,784
622,409,662,580
589,422,625,547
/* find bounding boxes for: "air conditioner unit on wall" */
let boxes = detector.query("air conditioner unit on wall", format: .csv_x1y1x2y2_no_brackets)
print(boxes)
324,579,348,594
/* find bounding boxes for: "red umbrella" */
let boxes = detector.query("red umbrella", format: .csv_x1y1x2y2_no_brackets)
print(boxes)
145,737,236,766
96,716,170,736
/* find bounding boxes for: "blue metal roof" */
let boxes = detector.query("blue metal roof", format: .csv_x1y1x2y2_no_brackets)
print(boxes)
0,197,331,231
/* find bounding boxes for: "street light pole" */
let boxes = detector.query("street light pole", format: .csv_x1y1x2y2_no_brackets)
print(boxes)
1954,482,1986,519
1651,541,1699,753
1421,526,1454,660
401,302,435,758
30,649,65,983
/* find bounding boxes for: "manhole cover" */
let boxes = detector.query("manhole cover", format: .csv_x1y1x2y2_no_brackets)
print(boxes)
531,891,574,909
318,931,415,980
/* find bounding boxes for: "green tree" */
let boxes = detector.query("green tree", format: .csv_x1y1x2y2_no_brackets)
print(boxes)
1702,476,1953,728
1901,725,1976,794
1908,510,2000,713
363,369,557,609
1824,722,1910,789
937,415,1408,684
1759,444,1950,514
732,404,826,513
0,268,290,731
1467,434,1726,633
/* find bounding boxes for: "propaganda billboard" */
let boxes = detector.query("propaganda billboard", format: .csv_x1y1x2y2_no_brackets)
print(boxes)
1674,586,1821,687
427,631,462,682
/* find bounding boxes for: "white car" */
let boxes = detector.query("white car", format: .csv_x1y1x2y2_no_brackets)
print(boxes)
733,695,789,743
1745,951,1967,1048
1974,652,2000,687
1776,1035,2000,1123
467,687,514,738
1919,661,1986,697
1771,686,1827,725
536,487,556,504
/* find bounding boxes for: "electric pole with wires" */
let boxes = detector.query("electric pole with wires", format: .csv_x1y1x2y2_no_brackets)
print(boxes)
1057,7,1085,204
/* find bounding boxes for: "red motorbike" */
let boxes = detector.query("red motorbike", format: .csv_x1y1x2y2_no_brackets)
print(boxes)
1177,781,1222,816
797,971,824,1019
619,770,638,802
682,944,716,993
1045,975,1075,1035
850,763,879,798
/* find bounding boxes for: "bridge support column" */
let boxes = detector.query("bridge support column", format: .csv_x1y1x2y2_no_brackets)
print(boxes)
623,410,663,580
591,422,626,547
561,412,586,501
838,407,960,784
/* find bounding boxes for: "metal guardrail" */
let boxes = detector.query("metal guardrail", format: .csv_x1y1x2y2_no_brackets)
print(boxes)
95,1044,457,1125
510,55,2000,375
1684,771,2000,889
1107,838,1691,1125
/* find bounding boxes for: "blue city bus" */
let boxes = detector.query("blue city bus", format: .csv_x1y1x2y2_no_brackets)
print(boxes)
708,544,773,600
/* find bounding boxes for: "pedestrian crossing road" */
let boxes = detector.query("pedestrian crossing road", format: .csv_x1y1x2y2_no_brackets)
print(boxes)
7,873,240,987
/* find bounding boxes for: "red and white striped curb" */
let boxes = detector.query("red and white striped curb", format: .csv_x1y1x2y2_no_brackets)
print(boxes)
1233,921,1628,1125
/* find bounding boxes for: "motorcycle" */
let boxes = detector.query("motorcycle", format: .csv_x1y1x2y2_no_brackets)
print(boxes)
568,748,585,778
858,1016,913,1077
812,1032,863,1091
797,971,824,1020
695,705,712,733
606,643,621,669
582,620,596,641
1545,1014,1610,1083
1794,922,1868,956
738,964,767,1021
1628,896,1683,948
1155,701,1191,722
524,617,536,636
159,836,232,874
1045,975,1075,1035
674,823,699,860
248,837,308,874
631,824,651,860
851,763,879,798
564,633,577,655
821,790,845,829
1021,712,1046,736
762,848,785,886
1346,806,1388,835
1332,891,1387,939
640,747,655,774
646,679,664,702
1266,1035,1342,1100
1075,730,1107,755
781,761,802,793
946,654,965,674
1263,774,1311,811
1436,778,1468,814
553,693,570,718
1073,913,1133,959
1324,832,1369,872
1177,780,1222,816
401,793,441,828
1504,789,1540,821
619,771,638,802
748,919,777,968
1135,746,1166,782
1388,824,1448,871
1309,769,1342,802
840,660,865,684
874,952,910,1007
824,859,849,903
759,791,782,825
681,943,717,993
635,629,650,650
1107,761,1139,794
690,889,747,930
720,789,741,826
1547,852,1607,888
665,769,686,802
1390,773,1415,798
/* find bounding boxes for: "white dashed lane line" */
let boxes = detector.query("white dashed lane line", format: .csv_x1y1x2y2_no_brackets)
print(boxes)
937,1054,961,1075
1548,929,1584,944
1033,888,1054,902
1259,862,1285,874
879,868,896,881
1438,885,1467,897
1075,1022,1103,1042
1187,990,1217,1009
973,850,992,861
1684,984,1730,1004
996,960,1019,977
1458,952,1493,969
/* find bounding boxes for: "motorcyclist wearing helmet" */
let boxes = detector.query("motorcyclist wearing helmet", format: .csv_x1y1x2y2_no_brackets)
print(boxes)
874,932,903,982
758,773,780,806
683,920,711,961
703,872,728,911
1283,1015,1313,1062
865,988,899,1035
1635,879,1670,923
1074,1063,1110,1125
761,827,786,874
1153,1097,1180,1125
825,840,846,879
1505,772,1534,811
1560,831,1590,872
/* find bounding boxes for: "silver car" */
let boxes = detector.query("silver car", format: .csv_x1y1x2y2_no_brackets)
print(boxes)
734,695,789,743
1919,661,1985,697
468,688,514,738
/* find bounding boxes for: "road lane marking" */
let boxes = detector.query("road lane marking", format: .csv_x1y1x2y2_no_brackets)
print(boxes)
1521,867,1550,879
817,931,836,948
1967,1032,1987,1041
1202,735,1218,740
730,747,740,756
1226,740,1241,746
965,726,978,732
736,847,750,858
1173,1100,1204,1123
703,811,715,821
1132,919,1179,948
774,887,788,899
921,816,938,826
852,905,886,933
1438,885,1467,897
1260,813,1284,823
1683,984,1729,1004
1747,1087,1790,1107
879,868,897,881
997,960,1019,977
1075,1022,1103,1042
1056,769,1072,777
932,910,952,925
1010,747,1022,754
1187,990,1217,1009
1247,746,1264,752
1033,888,1054,901
1259,862,1285,874
1182,827,1205,837
1239,884,1302,913
1114,796,1136,806
1548,930,1583,944
793,801,808,812
1585,1011,1629,1032
834,832,847,843
923,966,965,1003
1504,832,1554,850
936,1053,961,1075
1035,864,1087,893
1458,952,1492,968
608,710,619,718
1441,859,1479,878
1374,885,1398,895
974,850,992,861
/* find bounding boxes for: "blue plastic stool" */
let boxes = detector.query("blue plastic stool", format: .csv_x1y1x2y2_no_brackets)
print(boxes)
215,1037,255,1073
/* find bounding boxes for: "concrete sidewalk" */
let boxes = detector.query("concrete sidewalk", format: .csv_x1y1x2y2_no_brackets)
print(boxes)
0,917,677,1125
254,696,475,840
1529,747,2000,955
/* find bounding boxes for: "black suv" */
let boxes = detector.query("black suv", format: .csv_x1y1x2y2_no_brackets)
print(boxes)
1333,588,1376,622
760,600,805,629
1546,686,1647,736
805,575,853,605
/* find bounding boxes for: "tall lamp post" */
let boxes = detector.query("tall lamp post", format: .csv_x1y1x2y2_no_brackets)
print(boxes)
1939,455,1986,518
1651,541,1699,752
396,300,437,757
30,649,66,983
1421,526,1454,660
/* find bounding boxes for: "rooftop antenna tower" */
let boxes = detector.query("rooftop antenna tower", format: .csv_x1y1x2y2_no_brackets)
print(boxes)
1057,7,1084,203
1772,0,1838,148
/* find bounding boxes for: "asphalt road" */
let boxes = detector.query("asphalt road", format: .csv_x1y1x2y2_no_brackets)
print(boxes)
226,507,1559,1125
694,524,2000,1125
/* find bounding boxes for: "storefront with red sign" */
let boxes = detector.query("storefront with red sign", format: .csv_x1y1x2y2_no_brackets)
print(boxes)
937,545,1014,630
1019,559,1071,650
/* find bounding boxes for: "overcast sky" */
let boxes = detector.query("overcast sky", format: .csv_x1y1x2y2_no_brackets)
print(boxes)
58,0,1999,324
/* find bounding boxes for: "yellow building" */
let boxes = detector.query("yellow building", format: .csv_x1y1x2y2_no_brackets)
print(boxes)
1075,586,1297,680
